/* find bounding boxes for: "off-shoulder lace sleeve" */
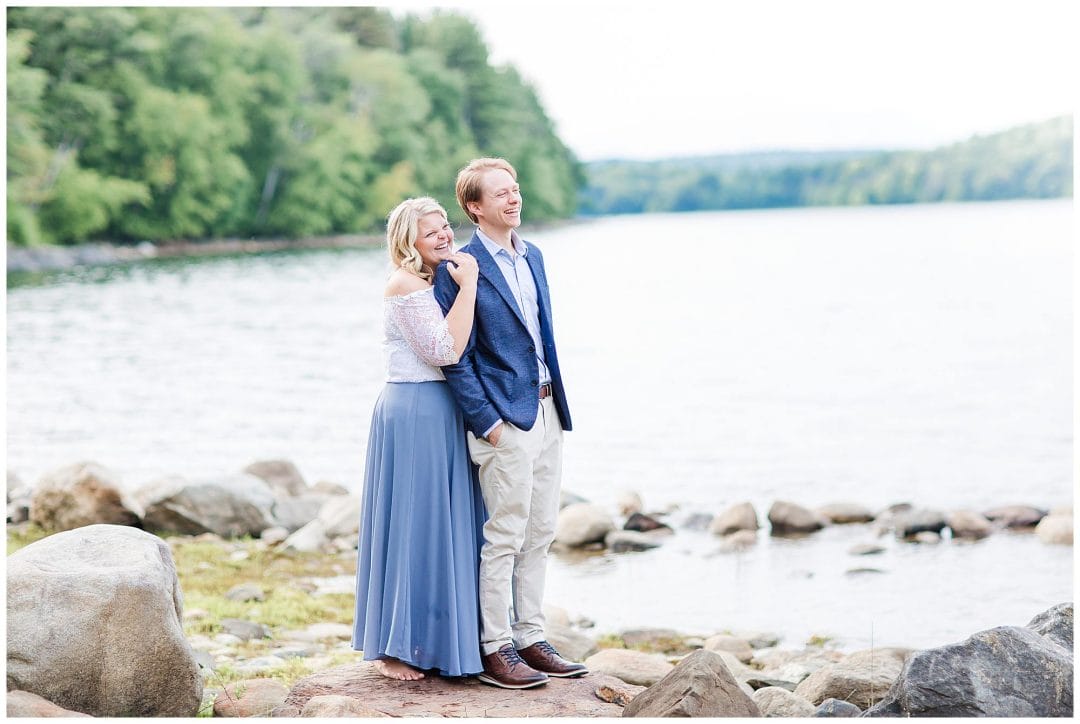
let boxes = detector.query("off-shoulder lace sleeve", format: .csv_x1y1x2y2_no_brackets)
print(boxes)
386,288,458,366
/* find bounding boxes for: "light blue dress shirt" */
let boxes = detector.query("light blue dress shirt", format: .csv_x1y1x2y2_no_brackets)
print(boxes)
476,229,551,437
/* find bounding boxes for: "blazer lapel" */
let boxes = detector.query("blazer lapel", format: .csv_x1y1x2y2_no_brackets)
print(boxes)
524,242,552,328
468,233,528,330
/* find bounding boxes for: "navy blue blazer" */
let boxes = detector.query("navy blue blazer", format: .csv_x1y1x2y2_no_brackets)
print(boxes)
433,231,572,438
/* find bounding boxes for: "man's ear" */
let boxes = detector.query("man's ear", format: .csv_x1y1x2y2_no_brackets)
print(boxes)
466,201,482,220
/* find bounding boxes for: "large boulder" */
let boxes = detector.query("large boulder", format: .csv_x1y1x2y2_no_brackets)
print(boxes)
622,649,760,717
136,473,276,537
6,524,203,716
768,501,827,535
710,502,760,536
1026,601,1073,650
6,690,93,717
863,621,1072,717
793,647,910,710
29,462,142,532
243,459,308,497
556,502,615,546
271,660,626,717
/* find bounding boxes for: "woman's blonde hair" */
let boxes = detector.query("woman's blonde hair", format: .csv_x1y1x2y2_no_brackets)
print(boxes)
385,197,448,283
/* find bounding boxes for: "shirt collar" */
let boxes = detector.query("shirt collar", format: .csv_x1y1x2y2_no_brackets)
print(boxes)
476,228,527,259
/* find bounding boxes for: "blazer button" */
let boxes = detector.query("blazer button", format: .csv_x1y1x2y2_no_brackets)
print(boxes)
531,379,538,386
528,345,535,352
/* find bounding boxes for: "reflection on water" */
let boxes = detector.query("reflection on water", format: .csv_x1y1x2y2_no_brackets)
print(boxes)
6,199,1073,649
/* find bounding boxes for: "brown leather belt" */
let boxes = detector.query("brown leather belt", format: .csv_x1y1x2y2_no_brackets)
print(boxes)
538,383,552,400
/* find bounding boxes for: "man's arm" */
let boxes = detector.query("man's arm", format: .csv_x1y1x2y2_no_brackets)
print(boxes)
433,261,502,437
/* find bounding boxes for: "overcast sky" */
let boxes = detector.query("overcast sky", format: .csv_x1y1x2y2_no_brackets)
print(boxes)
390,0,1078,160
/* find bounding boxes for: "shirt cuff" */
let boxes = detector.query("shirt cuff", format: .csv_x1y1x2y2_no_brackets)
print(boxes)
483,419,504,439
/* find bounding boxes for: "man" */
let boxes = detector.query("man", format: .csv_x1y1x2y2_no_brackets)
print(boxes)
434,158,587,689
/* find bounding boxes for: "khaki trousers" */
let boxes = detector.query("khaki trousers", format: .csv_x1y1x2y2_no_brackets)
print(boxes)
467,396,563,656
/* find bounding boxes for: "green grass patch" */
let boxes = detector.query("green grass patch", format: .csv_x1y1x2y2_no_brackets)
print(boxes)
6,522,52,554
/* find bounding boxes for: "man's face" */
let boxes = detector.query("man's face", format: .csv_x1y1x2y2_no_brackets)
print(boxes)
470,168,522,231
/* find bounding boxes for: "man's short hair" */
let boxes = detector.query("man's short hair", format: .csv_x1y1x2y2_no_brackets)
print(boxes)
455,157,518,224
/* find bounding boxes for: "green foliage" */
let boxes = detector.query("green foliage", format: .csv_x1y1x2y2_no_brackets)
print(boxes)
581,117,1073,215
6,7,582,246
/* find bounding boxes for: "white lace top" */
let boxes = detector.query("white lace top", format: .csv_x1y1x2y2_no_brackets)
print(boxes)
383,287,458,382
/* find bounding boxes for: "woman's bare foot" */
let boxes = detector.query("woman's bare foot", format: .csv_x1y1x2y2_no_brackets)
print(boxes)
374,658,425,681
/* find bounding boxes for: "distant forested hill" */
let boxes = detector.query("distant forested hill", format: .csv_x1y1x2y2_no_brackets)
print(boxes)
6,7,582,246
579,116,1073,215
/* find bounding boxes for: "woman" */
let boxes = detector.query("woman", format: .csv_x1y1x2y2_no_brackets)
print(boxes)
352,197,485,680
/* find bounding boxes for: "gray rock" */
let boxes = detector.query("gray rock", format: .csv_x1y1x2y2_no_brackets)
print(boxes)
813,698,862,716
704,634,754,663
29,462,142,532
793,647,909,709
768,501,827,535
622,649,761,717
6,690,93,717
913,531,941,544
317,494,362,537
271,494,329,533
946,510,993,539
894,508,947,538
6,524,202,716
224,583,264,602
606,529,662,552
710,502,760,535
243,459,308,497
283,519,331,553
753,686,816,717
1026,601,1073,651
734,630,782,650
746,677,797,692
220,618,272,641
1035,513,1073,545
136,474,276,537
585,648,674,686
623,511,671,533
547,623,599,662
556,502,615,546
311,480,350,496
816,503,875,524
863,624,1072,717
982,504,1047,528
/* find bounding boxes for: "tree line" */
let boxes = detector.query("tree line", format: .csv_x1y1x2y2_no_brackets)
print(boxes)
6,7,583,247
579,116,1073,215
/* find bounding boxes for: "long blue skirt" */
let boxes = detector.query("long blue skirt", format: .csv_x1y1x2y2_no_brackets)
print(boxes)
352,381,486,676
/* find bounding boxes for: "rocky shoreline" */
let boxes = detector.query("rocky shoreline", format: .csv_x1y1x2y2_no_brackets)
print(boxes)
5,460,1075,717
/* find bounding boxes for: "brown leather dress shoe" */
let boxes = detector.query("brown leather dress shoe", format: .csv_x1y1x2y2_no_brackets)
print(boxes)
478,644,549,689
517,641,589,678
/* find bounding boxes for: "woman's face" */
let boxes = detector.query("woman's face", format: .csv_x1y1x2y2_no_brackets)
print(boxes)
414,211,454,269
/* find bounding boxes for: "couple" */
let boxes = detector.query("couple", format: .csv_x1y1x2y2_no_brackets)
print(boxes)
351,158,586,689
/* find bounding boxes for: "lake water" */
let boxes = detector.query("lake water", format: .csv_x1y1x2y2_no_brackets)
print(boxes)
6,199,1073,652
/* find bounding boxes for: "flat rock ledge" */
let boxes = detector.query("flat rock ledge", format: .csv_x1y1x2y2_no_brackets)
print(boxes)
270,661,628,717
